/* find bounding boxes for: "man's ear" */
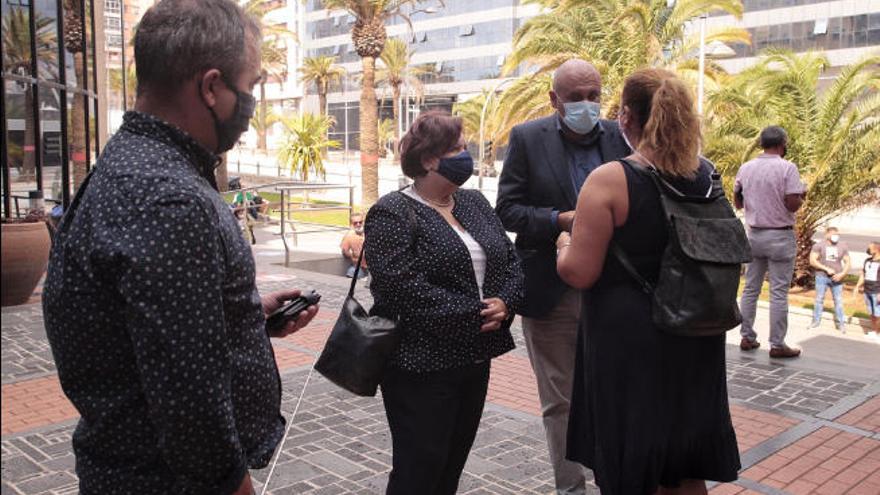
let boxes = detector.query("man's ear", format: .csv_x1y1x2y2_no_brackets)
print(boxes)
200,69,223,108
549,91,560,112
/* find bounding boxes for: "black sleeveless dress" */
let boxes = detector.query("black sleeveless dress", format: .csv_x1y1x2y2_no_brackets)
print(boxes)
566,159,741,494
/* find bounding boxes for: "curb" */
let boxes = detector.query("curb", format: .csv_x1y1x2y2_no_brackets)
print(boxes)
756,300,871,327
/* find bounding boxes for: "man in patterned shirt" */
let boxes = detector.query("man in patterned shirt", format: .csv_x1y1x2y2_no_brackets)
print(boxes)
42,1,318,494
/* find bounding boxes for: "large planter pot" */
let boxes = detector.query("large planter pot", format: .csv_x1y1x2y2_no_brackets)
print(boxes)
1,222,50,307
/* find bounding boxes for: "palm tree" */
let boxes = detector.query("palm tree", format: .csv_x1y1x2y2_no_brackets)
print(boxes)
299,55,346,117
62,0,89,188
376,38,426,162
453,90,502,176
250,105,279,148
278,113,340,181
244,0,295,152
499,0,748,124
320,0,437,206
2,9,57,178
108,62,137,110
377,118,395,158
704,50,880,286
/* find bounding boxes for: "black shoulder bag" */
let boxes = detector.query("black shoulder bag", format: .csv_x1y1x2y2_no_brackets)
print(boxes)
612,158,752,337
314,249,400,396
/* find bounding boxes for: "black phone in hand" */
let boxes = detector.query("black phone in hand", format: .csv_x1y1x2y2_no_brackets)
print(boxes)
266,289,321,334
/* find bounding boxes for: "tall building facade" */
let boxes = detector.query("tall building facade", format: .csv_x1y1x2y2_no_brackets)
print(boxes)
301,0,538,151
706,0,880,74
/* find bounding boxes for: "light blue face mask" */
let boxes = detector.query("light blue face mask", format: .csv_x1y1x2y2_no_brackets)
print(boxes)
561,100,601,135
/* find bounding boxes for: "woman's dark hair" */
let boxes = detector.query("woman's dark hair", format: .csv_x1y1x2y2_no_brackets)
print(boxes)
399,111,463,178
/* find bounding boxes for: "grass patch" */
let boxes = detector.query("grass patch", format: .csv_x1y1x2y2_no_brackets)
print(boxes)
223,191,353,227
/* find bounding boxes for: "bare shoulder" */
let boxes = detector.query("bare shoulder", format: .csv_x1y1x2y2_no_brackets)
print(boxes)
587,161,626,189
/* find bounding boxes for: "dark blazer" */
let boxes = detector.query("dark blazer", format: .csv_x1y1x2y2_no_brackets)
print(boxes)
496,116,630,317
364,189,524,373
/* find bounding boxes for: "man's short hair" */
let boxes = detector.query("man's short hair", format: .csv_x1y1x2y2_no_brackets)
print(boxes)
826,226,839,233
350,212,364,222
135,0,260,96
759,126,788,150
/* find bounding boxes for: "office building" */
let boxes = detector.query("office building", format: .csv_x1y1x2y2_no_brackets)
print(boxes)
301,0,539,151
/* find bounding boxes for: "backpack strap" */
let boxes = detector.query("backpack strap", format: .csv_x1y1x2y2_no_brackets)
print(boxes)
611,157,659,295
609,242,653,295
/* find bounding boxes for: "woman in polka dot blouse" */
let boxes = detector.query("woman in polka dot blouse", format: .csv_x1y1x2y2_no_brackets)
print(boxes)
364,111,524,495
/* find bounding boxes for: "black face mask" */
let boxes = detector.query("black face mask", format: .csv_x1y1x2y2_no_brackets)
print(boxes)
205,77,256,153
436,150,475,186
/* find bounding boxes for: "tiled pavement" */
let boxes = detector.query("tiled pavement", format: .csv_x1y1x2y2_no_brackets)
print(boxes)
2,268,880,494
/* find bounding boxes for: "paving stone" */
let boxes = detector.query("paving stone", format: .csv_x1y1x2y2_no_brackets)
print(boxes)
1,455,42,483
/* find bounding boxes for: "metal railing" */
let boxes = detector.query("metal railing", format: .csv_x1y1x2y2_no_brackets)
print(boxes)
223,181,355,266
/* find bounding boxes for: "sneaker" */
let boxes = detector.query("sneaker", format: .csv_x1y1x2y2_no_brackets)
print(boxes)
740,338,760,351
807,321,821,330
866,331,879,342
837,324,847,334
769,345,801,358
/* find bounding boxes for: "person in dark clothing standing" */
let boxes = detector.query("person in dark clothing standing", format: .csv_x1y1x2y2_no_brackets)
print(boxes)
556,68,741,494
364,112,523,495
495,59,629,495
41,2,318,494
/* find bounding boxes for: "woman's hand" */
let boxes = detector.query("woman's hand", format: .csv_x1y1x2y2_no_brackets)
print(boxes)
262,289,320,338
480,298,508,332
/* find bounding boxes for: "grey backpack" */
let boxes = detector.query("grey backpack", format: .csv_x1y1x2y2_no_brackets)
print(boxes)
612,158,752,337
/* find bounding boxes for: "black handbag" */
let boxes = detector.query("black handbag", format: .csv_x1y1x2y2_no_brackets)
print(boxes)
314,250,400,396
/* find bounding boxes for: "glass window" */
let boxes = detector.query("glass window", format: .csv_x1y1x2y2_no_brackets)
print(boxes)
3,0,99,213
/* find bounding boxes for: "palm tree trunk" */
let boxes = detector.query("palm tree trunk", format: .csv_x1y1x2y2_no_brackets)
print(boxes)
319,84,329,159
71,52,88,188
391,84,401,162
318,91,327,117
22,86,36,178
258,77,268,152
360,56,379,206
793,216,816,288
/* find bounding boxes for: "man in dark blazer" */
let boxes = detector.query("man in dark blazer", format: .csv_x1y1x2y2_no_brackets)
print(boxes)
496,59,629,495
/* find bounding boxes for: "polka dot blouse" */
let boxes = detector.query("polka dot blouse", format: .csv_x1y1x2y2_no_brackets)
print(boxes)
364,189,524,373
42,111,284,494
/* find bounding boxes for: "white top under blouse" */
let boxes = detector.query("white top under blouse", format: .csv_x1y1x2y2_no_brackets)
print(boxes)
403,186,487,298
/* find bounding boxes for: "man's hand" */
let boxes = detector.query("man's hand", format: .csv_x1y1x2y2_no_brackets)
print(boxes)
233,473,255,495
262,289,319,338
557,211,575,232
832,272,846,283
480,298,508,333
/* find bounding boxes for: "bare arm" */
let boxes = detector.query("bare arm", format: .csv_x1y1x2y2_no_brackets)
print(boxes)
556,162,627,289
784,193,804,212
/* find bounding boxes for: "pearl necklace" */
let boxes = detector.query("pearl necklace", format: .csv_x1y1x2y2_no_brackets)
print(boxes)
413,183,453,208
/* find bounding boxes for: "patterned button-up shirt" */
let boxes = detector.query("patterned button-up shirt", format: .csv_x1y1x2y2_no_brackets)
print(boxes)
43,111,284,494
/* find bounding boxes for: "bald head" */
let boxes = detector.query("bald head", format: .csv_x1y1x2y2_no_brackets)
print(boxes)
552,59,601,94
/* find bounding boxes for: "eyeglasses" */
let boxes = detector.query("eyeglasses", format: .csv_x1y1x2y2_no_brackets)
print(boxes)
352,221,363,226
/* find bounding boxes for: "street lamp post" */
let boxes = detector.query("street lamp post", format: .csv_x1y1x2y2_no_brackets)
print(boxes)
697,13,708,116
478,77,513,191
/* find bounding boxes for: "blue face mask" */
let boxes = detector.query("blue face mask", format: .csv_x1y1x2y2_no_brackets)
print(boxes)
561,100,601,135
436,150,474,186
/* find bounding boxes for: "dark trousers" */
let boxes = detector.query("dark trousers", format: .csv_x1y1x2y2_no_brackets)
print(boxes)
381,361,490,495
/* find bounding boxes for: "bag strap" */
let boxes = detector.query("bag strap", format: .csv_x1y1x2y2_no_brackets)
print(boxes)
347,249,365,297
609,242,653,294
347,191,420,298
